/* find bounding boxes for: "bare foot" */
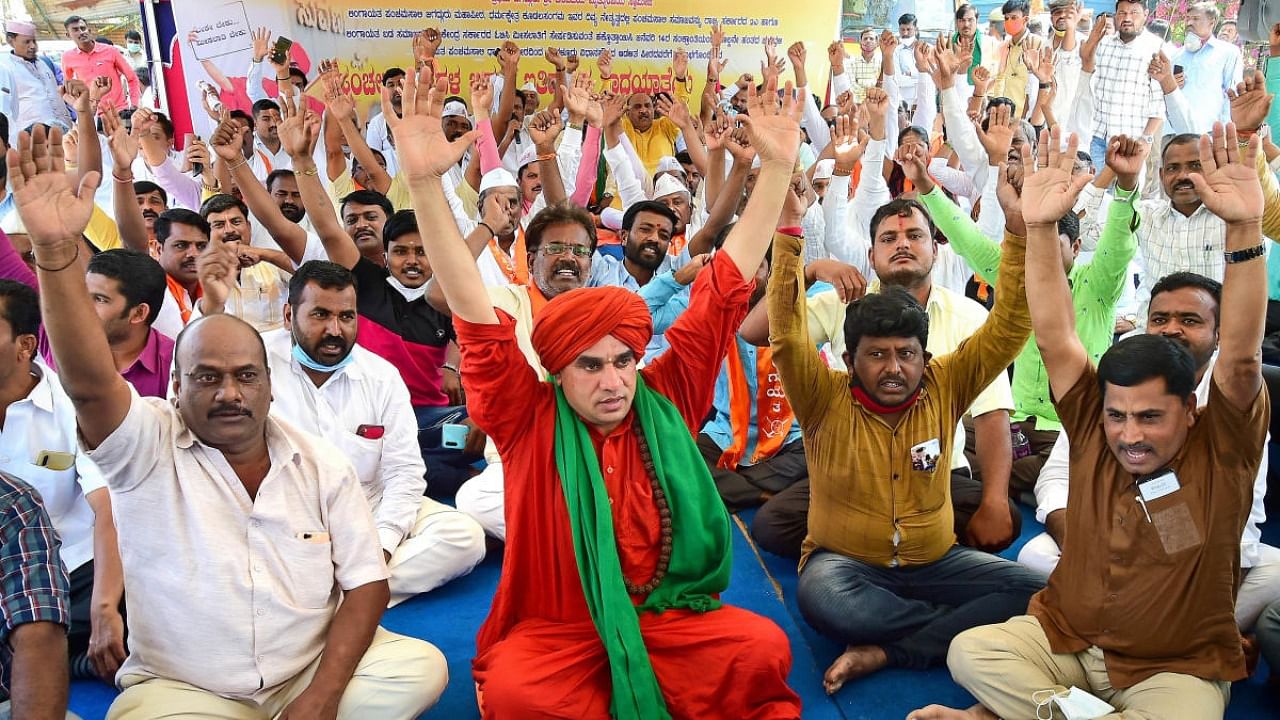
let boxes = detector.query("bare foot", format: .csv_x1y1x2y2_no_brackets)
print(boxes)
823,644,888,694
906,704,998,720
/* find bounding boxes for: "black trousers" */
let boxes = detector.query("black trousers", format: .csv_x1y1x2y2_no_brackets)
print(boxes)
696,434,809,511
750,469,1022,559
68,560,127,663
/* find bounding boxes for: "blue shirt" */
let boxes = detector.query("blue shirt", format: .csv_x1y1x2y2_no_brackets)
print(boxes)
593,249,691,360
1176,37,1243,133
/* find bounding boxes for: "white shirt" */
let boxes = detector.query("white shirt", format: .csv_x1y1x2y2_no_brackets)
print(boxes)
85,389,387,699
250,138,293,183
0,362,107,573
893,38,920,104
1034,354,1269,567
0,52,71,143
262,329,427,554
1091,30,1165,139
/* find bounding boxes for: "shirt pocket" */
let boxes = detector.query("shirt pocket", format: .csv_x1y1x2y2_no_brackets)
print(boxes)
277,535,336,609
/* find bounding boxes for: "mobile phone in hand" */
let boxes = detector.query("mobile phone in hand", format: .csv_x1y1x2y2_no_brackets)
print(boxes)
271,36,293,66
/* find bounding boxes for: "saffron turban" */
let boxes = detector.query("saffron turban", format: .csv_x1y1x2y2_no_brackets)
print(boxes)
531,286,653,375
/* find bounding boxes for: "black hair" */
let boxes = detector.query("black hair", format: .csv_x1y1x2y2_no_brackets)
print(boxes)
675,150,693,166
199,193,249,221
288,67,307,85
1161,133,1200,162
125,30,142,41
229,109,254,131
868,197,936,241
1076,150,1093,166
525,201,599,254
842,286,929,358
956,3,976,20
87,249,167,325
151,112,174,140
251,99,280,117
0,279,40,338
1057,211,1080,245
136,67,151,87
288,261,357,306
897,125,930,147
95,36,112,45
1149,271,1222,327
1097,334,1197,401
339,190,393,219
265,169,296,193
0,113,8,149
899,13,917,26
1002,0,1031,16
382,209,419,248
133,180,168,205
382,67,406,84
154,209,209,245
621,200,679,233
64,15,86,28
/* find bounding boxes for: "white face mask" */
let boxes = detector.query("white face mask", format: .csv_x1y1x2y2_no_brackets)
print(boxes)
1033,687,1116,720
1183,33,1203,52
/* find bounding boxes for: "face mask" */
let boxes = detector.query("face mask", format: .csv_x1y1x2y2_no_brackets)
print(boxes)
290,333,355,373
1182,33,1202,52
1004,18,1027,36
1033,687,1116,720
127,42,142,54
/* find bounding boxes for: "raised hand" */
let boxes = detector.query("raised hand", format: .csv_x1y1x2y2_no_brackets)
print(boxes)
878,29,898,57
972,66,994,97
390,68,481,180
830,114,865,171
673,47,689,79
185,137,212,169
673,253,711,285
196,234,239,311
787,41,806,71
895,143,933,194
827,40,848,73
1080,15,1107,71
8,126,101,250
479,188,517,238
836,90,855,118
996,161,1027,237
975,102,1016,164
1188,122,1264,224
499,41,520,76
656,94,694,130
933,35,962,77
413,28,442,66
601,92,627,130
805,259,867,303
704,115,732,151
1147,50,1177,94
545,46,566,72
252,27,270,63
101,106,138,169
1104,134,1149,185
59,78,92,115
1023,44,1052,84
527,110,564,151
279,93,321,159
89,76,112,107
323,72,356,123
955,33,975,64
726,126,757,166
1229,70,1275,132
739,72,801,167
865,86,889,140
913,40,936,78
565,53,581,74
597,48,613,77
469,74,494,120
710,23,726,50
209,109,247,163
1021,126,1093,227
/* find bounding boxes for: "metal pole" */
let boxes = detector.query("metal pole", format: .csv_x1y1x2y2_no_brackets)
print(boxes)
141,0,168,114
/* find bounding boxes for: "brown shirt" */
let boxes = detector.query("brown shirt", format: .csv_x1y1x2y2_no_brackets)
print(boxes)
768,232,1031,570
1029,367,1269,688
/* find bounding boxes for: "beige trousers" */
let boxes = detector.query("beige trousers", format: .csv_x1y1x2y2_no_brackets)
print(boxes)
106,628,447,720
948,615,1230,719
387,497,486,608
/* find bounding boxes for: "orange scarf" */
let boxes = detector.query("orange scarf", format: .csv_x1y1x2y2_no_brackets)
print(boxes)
527,279,549,317
166,274,201,324
488,228,528,285
718,345,795,470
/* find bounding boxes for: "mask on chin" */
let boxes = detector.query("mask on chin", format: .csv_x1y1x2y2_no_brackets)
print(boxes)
1182,33,1203,52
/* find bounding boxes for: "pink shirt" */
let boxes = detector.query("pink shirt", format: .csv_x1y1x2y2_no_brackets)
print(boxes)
61,44,140,111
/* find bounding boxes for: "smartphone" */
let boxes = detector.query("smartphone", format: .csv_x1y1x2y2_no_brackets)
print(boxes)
184,132,203,175
441,422,470,450
270,36,293,66
1173,64,1184,75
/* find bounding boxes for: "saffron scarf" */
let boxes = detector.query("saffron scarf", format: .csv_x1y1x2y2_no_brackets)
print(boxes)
718,344,794,469
553,375,732,720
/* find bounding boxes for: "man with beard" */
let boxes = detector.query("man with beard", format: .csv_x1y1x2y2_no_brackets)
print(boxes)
200,257,485,604
910,123,1268,720
131,181,167,238
1087,0,1163,171
266,170,306,225
61,16,138,113
12,127,449,718
194,194,295,333
427,201,598,539
1019,272,1280,645
248,99,290,182
768,129,1047,692
589,200,685,290
149,209,208,338
0,20,72,143
366,68,406,161
954,4,1001,85
1076,72,1280,320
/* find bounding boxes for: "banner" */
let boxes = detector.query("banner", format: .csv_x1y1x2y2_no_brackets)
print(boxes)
169,0,841,126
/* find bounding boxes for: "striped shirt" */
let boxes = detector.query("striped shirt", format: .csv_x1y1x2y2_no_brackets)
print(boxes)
0,470,71,696
1091,31,1164,140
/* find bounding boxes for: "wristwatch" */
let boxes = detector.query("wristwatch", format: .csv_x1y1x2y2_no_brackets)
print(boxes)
1225,243,1267,264
1140,134,1154,145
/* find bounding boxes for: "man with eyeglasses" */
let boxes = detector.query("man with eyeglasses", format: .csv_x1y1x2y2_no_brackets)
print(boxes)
426,201,599,540
11,128,447,718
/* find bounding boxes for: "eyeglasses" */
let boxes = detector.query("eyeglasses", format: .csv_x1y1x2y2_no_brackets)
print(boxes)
540,243,593,258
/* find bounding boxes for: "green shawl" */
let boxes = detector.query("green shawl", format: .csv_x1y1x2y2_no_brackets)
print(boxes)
553,376,732,720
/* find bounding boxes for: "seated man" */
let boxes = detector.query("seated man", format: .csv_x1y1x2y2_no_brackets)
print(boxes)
769,131,1046,692
0,470,72,719
12,126,447,720
401,69,801,717
200,254,486,605
912,125,1267,720
1018,271,1280,647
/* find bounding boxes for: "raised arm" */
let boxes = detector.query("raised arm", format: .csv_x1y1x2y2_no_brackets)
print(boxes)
1195,124,1267,410
62,81,101,190
102,109,148,253
527,111,567,206
9,128,130,447
394,70,491,323
280,93,358,268
1023,127,1095,400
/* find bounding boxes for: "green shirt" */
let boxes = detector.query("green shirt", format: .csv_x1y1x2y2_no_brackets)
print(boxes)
919,185,1138,430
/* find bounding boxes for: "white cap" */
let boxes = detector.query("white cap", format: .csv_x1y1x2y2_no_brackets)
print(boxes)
652,173,689,200
479,167,518,193
5,20,37,37
813,159,835,180
656,156,683,174
441,100,470,120
521,82,537,93
516,145,540,171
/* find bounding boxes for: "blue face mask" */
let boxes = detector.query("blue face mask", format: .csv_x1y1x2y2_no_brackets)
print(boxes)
291,335,354,373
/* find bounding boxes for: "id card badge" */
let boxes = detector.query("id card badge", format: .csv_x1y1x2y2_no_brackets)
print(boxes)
1138,470,1180,503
